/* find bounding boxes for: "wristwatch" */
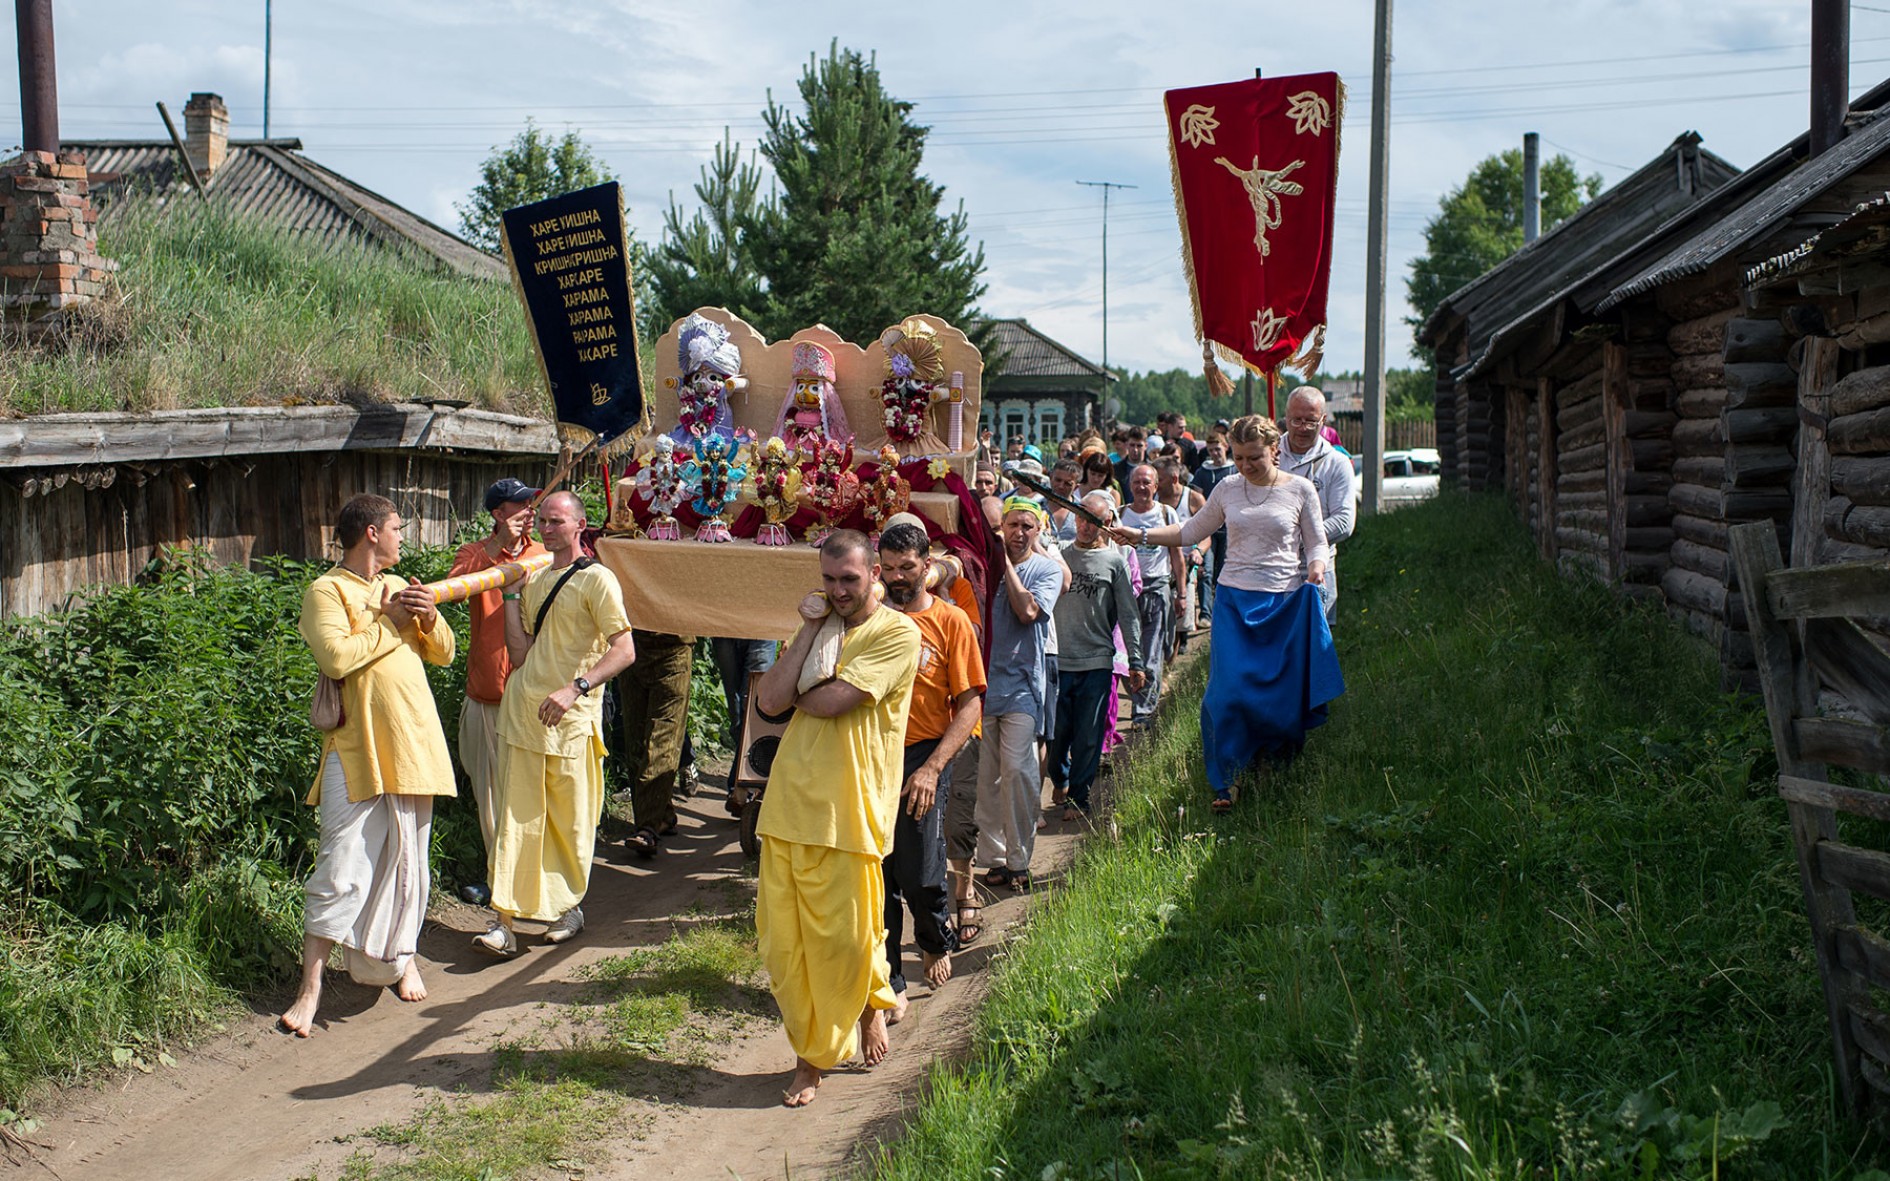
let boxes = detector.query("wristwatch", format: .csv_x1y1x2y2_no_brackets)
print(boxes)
574,676,593,697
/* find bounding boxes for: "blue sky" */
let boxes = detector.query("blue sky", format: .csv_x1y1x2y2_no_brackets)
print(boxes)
9,1,1889,374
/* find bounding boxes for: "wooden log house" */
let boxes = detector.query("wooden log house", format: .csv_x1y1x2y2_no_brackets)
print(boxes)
1425,79,1890,688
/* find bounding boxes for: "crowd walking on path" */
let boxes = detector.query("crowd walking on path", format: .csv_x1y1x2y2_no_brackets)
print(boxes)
278,401,1350,1104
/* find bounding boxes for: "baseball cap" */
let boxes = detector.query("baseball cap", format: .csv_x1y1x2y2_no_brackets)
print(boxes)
484,477,541,512
1015,457,1046,480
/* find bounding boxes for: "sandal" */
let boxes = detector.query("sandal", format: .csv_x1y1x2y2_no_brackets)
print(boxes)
1211,786,1240,815
955,900,984,945
1010,872,1031,893
627,826,660,858
979,867,1013,890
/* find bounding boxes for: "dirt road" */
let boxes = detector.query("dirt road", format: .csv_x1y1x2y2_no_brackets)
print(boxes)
5,780,1083,1181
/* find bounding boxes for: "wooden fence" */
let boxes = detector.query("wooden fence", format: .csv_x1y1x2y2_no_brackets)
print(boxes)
0,404,556,619
1328,412,1436,454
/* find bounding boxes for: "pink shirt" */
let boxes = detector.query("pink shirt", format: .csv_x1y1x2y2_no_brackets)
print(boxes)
1179,473,1328,594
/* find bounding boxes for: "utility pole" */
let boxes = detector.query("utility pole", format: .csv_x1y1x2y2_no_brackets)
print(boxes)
263,0,272,138
1361,0,1393,516
1523,131,1540,243
1077,179,1137,385
15,0,57,154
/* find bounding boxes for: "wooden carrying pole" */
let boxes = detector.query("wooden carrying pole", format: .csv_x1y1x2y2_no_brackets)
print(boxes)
155,101,206,198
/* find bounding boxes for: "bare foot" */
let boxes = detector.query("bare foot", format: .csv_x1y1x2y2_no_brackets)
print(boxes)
393,960,427,1003
278,981,321,1037
783,1058,822,1107
924,950,953,989
858,1006,890,1066
886,990,910,1026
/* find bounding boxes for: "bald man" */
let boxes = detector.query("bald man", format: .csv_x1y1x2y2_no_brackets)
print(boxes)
478,491,637,957
1278,388,1356,623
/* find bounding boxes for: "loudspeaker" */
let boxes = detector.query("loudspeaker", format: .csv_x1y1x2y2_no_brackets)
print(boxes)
733,669,794,788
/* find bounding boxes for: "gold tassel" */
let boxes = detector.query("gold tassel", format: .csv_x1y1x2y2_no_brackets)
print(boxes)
1203,341,1236,399
1286,325,1326,379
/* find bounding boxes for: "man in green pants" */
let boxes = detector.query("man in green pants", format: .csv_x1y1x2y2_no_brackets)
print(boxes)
617,630,694,856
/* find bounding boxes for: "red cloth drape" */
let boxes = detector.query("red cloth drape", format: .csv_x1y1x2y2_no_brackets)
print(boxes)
1166,72,1343,376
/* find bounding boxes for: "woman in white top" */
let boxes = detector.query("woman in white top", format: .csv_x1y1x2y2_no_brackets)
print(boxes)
1111,415,1344,811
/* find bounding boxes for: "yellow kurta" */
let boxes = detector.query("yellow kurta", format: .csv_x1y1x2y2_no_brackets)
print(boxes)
490,562,632,921
755,605,920,1068
299,566,458,805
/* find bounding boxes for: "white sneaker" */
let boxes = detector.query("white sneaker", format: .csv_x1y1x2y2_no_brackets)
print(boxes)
544,906,585,944
472,923,518,958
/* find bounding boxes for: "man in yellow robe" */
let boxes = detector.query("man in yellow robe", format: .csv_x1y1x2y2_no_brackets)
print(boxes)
281,493,458,1037
477,491,636,955
753,530,921,1107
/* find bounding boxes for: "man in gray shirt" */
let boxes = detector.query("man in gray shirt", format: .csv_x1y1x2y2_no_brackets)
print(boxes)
1278,387,1356,622
1048,491,1146,819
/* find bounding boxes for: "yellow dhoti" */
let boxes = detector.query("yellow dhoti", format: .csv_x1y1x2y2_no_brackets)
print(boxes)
489,732,605,922
757,835,898,1070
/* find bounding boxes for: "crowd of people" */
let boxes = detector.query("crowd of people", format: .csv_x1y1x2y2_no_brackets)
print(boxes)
277,392,1355,1108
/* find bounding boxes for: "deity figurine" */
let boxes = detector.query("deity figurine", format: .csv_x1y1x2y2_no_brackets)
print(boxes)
877,317,951,458
745,435,803,547
663,312,744,447
773,339,851,461
800,436,860,547
634,434,686,541
858,444,912,542
682,431,751,544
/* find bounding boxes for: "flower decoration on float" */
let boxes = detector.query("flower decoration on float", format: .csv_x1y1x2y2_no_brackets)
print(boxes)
745,435,803,547
682,429,753,544
859,444,912,542
774,339,850,461
877,317,951,455
663,313,745,446
634,434,687,541
926,456,952,480
800,435,861,547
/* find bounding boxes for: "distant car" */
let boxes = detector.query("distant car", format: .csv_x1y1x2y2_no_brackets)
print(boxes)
1382,448,1440,507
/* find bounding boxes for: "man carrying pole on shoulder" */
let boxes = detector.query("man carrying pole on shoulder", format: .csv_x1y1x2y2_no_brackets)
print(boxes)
753,530,921,1108
476,491,637,956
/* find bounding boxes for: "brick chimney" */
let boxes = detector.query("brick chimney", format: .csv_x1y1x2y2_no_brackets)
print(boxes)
183,92,228,180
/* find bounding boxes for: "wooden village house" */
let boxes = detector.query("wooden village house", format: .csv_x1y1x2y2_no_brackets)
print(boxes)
0,93,550,619
977,318,1107,451
1423,77,1890,689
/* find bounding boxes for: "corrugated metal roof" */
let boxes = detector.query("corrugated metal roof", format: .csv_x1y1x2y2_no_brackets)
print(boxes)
981,318,1107,380
1421,133,1739,378
1600,107,1890,308
68,138,506,281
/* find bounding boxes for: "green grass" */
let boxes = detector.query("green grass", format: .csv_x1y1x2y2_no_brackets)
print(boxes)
0,199,543,415
872,492,1888,1180
331,921,763,1180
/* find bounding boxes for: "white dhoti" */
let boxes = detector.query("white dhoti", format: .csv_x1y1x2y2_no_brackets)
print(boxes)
304,752,433,987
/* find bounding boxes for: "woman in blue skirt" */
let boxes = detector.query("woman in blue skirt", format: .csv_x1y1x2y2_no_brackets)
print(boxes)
1112,415,1343,811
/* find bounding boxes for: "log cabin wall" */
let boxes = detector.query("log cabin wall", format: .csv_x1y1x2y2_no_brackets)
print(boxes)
1822,351,1890,563
1610,307,1678,599
0,406,556,619
1551,354,1610,582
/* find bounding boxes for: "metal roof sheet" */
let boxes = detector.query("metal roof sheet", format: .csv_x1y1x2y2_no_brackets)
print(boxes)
67,138,506,281
981,318,1107,381
1746,190,1890,286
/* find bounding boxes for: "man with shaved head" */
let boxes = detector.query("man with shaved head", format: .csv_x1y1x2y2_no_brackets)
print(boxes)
477,491,637,957
1278,387,1356,622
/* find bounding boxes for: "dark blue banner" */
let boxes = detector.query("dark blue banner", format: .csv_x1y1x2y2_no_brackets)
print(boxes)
500,182,646,456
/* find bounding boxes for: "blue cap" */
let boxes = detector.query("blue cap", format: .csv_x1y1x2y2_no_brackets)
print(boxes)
483,478,540,512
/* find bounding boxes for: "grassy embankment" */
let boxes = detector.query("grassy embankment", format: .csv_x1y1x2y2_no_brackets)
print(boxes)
0,199,542,416
875,492,1887,1179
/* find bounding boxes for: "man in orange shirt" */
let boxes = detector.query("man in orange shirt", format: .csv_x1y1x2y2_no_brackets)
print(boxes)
876,522,985,1007
446,478,547,898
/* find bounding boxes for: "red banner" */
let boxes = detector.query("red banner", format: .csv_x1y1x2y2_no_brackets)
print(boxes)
1166,72,1343,378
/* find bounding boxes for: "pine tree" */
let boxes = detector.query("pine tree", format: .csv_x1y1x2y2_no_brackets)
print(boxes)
645,132,767,330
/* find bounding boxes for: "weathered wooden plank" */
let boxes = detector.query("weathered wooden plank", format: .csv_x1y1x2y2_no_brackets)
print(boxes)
1807,616,1890,724
1829,499,1890,549
1820,840,1890,898
1671,483,1726,521
1831,407,1890,456
1725,406,1801,445
1673,538,1730,581
1781,777,1890,821
1670,352,1725,390
1672,512,1727,547
1833,457,1890,507
1674,418,1725,457
1767,560,1890,621
1556,391,1605,432
1560,415,1608,452
1662,565,1727,616
1559,467,1606,495
1722,317,1788,363
1795,337,1841,575
1677,387,1725,419
1797,717,1890,776
1834,924,1890,994
1666,307,1735,356
1723,361,1799,409
1562,440,1607,473
1673,457,1726,487
1850,1003,1890,1077
1832,366,1890,418
1728,444,1797,486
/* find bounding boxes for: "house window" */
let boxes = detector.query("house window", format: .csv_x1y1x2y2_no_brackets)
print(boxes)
1001,404,1028,451
1036,404,1064,450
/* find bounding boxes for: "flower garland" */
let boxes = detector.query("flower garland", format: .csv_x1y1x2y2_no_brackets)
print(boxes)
880,368,936,444
675,371,727,440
